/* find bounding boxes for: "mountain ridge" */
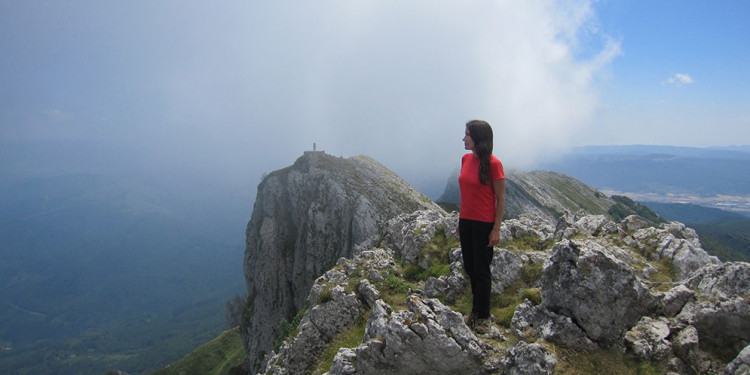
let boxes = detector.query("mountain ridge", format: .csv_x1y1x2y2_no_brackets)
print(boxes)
231,152,750,375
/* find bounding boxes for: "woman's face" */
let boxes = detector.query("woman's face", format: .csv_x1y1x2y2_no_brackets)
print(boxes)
463,127,475,151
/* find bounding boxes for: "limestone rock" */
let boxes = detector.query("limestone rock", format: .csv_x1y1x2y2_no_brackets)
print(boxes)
423,251,468,304
676,262,750,360
656,284,695,317
511,300,596,350
500,341,557,375
503,215,556,245
242,153,441,371
672,325,700,366
326,348,357,375
358,279,381,308
633,221,721,281
353,297,499,375
490,248,524,294
262,285,365,375
724,344,750,375
624,316,672,361
620,214,652,232
541,240,658,348
383,210,456,268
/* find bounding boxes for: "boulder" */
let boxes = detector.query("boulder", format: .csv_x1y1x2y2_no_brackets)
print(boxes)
511,300,596,350
675,262,750,360
724,344,750,375
624,316,672,361
490,248,525,294
500,341,557,375
541,240,658,348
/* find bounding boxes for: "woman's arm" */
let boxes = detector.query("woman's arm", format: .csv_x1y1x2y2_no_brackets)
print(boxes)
488,178,505,247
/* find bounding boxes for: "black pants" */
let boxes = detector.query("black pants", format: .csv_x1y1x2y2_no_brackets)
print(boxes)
459,218,494,319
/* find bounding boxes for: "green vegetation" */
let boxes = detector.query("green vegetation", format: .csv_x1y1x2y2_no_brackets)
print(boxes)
691,219,750,262
648,258,677,292
489,278,541,328
311,313,369,375
422,227,460,265
551,346,663,375
435,201,459,212
402,227,459,282
521,262,544,285
608,195,665,224
149,327,246,375
383,273,413,296
441,259,545,330
501,234,554,251
318,285,335,304
403,262,451,282
544,173,610,215
274,307,308,351
698,232,750,262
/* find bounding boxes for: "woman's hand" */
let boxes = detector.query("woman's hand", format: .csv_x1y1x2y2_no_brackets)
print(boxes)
488,229,500,247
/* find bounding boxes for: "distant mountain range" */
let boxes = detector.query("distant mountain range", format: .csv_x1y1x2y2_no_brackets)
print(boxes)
537,144,750,199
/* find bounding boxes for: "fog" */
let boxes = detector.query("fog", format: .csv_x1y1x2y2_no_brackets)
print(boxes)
1,1,619,200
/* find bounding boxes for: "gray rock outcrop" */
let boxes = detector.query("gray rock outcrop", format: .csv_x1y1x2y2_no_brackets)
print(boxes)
500,341,557,375
348,296,499,374
541,239,658,348
241,153,442,371
724,344,750,375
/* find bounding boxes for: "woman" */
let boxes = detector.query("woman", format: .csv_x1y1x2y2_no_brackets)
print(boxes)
458,119,506,334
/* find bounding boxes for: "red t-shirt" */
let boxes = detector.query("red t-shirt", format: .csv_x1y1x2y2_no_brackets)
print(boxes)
459,153,505,223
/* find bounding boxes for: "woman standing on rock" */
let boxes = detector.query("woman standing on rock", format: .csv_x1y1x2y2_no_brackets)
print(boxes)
458,119,506,334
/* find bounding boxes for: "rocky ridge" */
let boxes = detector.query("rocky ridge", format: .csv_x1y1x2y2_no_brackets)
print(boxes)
241,153,749,374
438,168,620,222
257,210,749,374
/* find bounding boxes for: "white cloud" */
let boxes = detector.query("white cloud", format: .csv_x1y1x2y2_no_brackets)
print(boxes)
1,0,621,184
666,73,694,86
234,1,622,172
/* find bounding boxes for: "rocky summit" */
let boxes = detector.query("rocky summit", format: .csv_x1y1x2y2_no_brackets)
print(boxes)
241,152,750,375
240,152,441,371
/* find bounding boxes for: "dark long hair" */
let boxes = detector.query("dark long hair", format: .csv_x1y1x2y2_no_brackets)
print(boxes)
466,120,494,185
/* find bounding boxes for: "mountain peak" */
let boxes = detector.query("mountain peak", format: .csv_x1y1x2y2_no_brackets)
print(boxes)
240,152,442,371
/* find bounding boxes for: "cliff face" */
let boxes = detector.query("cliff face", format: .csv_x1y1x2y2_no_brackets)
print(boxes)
240,152,442,371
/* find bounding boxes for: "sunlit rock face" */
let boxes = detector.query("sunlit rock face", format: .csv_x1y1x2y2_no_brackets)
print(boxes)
240,152,441,372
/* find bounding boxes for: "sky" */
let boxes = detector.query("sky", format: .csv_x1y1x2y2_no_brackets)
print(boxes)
1,0,749,196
